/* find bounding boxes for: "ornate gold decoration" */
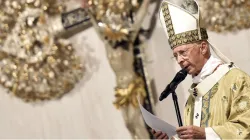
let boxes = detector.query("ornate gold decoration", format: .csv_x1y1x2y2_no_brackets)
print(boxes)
87,0,142,48
88,0,140,20
0,0,84,102
0,42,84,102
201,83,218,127
113,76,146,109
222,96,228,102
210,83,218,98
0,0,65,45
237,128,243,136
231,83,238,93
201,92,210,127
222,95,231,118
234,96,250,113
161,3,208,49
199,0,250,32
98,23,129,44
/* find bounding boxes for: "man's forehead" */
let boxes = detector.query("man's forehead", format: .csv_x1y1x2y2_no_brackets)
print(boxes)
173,44,189,52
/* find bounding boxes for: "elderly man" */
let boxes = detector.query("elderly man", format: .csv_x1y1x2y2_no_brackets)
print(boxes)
152,0,250,139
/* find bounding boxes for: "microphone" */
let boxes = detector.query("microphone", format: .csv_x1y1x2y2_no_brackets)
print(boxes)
159,68,188,101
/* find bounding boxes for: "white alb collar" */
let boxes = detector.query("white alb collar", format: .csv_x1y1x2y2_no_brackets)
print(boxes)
192,55,223,84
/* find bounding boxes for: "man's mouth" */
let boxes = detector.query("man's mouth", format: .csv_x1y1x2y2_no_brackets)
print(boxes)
184,65,191,71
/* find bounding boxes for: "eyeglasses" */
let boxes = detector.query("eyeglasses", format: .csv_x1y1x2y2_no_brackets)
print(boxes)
171,46,195,61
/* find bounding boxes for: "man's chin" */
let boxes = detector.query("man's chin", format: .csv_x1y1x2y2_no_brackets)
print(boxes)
190,71,201,77
183,66,195,75
187,69,195,76
187,71,193,75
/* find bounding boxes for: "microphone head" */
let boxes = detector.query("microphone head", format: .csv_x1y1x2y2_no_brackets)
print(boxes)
159,68,188,101
179,68,188,79
159,96,164,101
174,68,188,83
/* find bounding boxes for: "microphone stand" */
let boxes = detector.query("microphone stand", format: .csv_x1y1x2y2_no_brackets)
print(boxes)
160,68,187,127
171,91,183,127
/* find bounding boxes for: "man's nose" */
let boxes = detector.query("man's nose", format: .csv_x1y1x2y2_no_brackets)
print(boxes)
176,55,184,64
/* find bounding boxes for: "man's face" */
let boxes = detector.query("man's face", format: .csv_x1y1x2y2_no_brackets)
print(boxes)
173,43,205,76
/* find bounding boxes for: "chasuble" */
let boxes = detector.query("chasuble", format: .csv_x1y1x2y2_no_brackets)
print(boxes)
185,67,250,139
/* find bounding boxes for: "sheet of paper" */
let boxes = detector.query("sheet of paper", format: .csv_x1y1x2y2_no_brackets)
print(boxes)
138,98,177,138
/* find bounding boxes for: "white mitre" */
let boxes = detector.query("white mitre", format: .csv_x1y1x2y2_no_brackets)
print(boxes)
159,0,232,64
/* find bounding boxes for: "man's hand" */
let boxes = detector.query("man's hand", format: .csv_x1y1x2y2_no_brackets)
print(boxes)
151,129,169,139
176,125,206,139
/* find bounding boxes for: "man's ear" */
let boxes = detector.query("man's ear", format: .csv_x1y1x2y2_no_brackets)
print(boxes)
200,41,208,55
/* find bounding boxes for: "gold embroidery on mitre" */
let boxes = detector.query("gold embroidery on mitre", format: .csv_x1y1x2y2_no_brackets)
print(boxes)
113,76,147,109
161,2,208,49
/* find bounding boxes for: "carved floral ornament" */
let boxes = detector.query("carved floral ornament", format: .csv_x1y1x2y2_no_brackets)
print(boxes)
0,0,85,102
